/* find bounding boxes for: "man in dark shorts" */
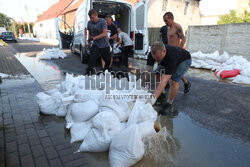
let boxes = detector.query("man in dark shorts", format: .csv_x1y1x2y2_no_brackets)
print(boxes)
116,28,133,67
149,41,192,115
86,9,111,75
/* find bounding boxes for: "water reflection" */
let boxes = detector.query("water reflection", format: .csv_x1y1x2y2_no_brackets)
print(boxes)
15,53,65,90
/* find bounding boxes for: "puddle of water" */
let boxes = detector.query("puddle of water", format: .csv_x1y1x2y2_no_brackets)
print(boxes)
47,111,250,167
15,53,65,90
164,113,250,167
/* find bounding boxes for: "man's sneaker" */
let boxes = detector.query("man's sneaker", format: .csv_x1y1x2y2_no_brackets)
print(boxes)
159,102,179,118
184,81,191,94
154,93,167,105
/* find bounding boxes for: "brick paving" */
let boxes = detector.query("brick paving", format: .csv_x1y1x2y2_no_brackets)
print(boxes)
0,45,106,167
0,46,29,75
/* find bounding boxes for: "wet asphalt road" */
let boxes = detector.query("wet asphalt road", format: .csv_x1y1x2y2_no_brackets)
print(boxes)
8,40,250,145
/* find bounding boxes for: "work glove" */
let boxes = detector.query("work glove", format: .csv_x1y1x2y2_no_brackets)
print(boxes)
88,37,93,43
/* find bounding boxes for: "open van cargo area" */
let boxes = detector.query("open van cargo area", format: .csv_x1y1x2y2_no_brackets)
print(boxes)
93,1,131,34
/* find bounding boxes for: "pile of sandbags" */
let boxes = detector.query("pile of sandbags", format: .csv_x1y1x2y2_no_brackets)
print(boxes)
37,47,67,60
191,51,250,84
36,72,162,167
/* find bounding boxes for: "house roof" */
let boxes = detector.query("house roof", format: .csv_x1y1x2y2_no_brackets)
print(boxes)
62,0,84,14
36,0,74,23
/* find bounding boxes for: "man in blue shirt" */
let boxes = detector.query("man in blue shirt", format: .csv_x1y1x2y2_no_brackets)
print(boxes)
86,9,111,75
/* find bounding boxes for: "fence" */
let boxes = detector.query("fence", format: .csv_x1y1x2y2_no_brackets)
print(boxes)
186,23,250,61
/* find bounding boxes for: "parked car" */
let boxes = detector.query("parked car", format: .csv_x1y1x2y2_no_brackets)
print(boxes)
0,31,17,43
59,0,148,64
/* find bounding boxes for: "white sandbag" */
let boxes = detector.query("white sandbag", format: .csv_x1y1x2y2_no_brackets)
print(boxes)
78,112,121,152
233,75,250,84
55,105,66,117
74,90,102,104
109,125,145,167
36,92,50,103
99,90,132,122
57,73,75,95
67,101,99,123
127,100,157,127
37,47,67,60
56,96,74,117
137,121,156,139
45,88,58,95
36,91,63,115
55,96,74,117
120,122,127,132
70,121,92,143
113,46,122,54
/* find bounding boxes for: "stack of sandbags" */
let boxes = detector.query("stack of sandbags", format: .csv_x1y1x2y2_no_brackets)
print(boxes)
36,72,160,167
37,47,67,60
191,51,250,84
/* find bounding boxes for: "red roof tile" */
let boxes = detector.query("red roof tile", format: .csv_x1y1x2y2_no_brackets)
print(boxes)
62,0,84,14
36,0,74,23
123,0,141,6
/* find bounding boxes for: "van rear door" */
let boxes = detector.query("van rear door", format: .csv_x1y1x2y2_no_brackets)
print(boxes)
73,0,92,53
133,0,148,56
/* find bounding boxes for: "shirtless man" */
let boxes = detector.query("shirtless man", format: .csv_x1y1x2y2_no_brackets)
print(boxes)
163,12,191,93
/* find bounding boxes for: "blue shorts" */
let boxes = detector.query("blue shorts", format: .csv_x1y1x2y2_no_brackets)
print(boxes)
171,59,191,82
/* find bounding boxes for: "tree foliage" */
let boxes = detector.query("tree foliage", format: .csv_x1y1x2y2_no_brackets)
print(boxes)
218,10,250,24
0,12,11,29
9,20,19,35
17,22,34,34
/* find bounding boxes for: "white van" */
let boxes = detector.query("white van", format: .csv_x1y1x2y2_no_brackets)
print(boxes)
70,0,148,63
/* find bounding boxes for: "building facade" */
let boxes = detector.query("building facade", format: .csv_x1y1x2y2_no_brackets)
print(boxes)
148,0,201,32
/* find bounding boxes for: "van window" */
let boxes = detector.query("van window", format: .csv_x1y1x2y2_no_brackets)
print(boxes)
136,5,144,30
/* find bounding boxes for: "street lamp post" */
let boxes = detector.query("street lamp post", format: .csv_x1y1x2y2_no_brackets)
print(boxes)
25,5,31,37
12,19,17,36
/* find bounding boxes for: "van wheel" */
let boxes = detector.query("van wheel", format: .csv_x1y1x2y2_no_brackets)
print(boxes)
70,43,75,54
80,48,88,64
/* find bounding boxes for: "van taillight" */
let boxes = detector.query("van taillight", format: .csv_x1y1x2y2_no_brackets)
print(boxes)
85,28,87,46
131,32,135,48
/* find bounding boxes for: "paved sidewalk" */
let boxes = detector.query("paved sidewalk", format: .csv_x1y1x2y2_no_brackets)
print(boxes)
0,46,102,167
0,46,29,75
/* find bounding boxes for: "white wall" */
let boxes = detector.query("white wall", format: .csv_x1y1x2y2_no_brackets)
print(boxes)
148,0,201,31
186,23,250,61
33,18,57,39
